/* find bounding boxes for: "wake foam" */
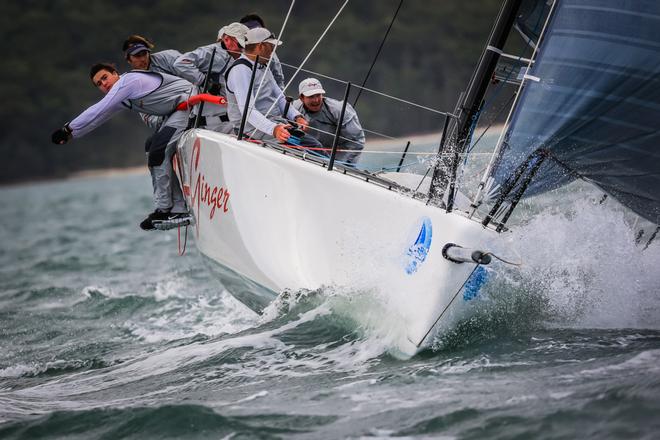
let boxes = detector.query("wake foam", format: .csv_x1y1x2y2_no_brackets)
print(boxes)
259,285,418,361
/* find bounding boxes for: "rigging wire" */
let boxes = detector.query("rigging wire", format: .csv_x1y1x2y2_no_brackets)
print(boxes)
358,85,453,116
438,3,552,213
469,0,558,217
416,265,479,347
362,127,397,140
278,61,452,116
248,0,297,126
353,0,404,107
363,151,492,156
255,0,351,133
483,251,522,266
414,167,432,192
240,96,448,145
416,247,523,347
301,120,392,143
461,4,546,157
465,92,515,156
240,0,500,177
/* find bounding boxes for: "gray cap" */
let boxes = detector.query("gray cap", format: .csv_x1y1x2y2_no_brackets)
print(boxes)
218,22,249,47
126,44,151,56
245,27,282,46
299,78,326,97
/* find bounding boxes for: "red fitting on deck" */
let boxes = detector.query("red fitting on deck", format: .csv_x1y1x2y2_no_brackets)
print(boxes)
176,94,227,111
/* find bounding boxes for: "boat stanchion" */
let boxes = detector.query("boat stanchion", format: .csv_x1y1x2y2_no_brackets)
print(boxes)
237,55,260,141
194,47,217,129
442,243,492,265
396,141,411,172
428,114,452,203
283,96,293,122
328,82,351,171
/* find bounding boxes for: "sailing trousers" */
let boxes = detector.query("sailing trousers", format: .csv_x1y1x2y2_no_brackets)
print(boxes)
147,110,188,213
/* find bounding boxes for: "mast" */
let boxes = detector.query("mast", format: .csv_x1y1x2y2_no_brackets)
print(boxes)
454,0,522,150
429,0,522,200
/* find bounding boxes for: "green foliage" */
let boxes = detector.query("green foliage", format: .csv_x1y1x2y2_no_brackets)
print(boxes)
0,0,500,183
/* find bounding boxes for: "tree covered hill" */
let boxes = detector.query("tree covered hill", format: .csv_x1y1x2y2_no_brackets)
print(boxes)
0,0,500,183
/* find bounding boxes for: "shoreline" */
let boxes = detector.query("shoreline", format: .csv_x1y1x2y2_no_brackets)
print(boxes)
68,166,148,179
2,125,505,189
0,166,148,189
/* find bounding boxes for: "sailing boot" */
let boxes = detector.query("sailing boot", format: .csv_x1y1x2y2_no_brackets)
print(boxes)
140,209,170,231
152,211,193,230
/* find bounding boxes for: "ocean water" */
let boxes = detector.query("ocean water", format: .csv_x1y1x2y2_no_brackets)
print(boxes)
1,171,659,439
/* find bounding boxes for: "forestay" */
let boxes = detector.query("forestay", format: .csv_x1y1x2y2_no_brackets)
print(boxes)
491,0,660,223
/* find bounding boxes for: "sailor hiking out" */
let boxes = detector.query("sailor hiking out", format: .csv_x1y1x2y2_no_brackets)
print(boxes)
51,63,195,231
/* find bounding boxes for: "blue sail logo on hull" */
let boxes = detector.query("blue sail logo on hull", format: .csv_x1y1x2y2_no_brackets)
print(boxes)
405,217,433,275
463,265,488,301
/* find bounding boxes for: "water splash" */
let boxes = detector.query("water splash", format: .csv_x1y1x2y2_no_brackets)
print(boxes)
500,189,660,329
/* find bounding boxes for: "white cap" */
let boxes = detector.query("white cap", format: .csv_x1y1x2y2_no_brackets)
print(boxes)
299,78,326,97
217,22,249,47
245,27,282,46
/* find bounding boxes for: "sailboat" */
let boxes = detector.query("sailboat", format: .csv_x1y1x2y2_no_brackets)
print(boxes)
173,0,660,358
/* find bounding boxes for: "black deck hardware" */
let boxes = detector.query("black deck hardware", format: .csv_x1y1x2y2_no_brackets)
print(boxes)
328,82,351,172
396,141,411,173
482,148,542,228
194,47,216,129
237,55,259,141
496,152,546,232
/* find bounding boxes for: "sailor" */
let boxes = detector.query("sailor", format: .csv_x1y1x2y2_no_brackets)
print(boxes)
239,13,286,90
225,28,321,149
218,22,249,61
50,63,194,231
293,78,365,165
122,35,183,131
172,22,249,134
123,35,182,76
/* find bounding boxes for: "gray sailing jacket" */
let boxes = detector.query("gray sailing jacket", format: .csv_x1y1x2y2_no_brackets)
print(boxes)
150,49,183,75
122,70,195,115
293,97,365,164
139,49,183,129
173,43,233,86
173,43,234,118
225,57,297,137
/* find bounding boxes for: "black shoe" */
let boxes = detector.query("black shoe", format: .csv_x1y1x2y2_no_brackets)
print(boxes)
139,209,169,231
152,212,193,230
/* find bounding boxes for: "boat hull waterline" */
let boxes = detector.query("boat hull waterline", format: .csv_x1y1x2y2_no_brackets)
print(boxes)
175,129,496,358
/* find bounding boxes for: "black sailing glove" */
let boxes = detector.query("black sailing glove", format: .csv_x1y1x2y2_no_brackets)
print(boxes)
51,125,72,144
206,71,223,96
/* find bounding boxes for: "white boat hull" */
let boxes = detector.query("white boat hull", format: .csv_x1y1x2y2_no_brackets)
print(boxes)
175,129,497,357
